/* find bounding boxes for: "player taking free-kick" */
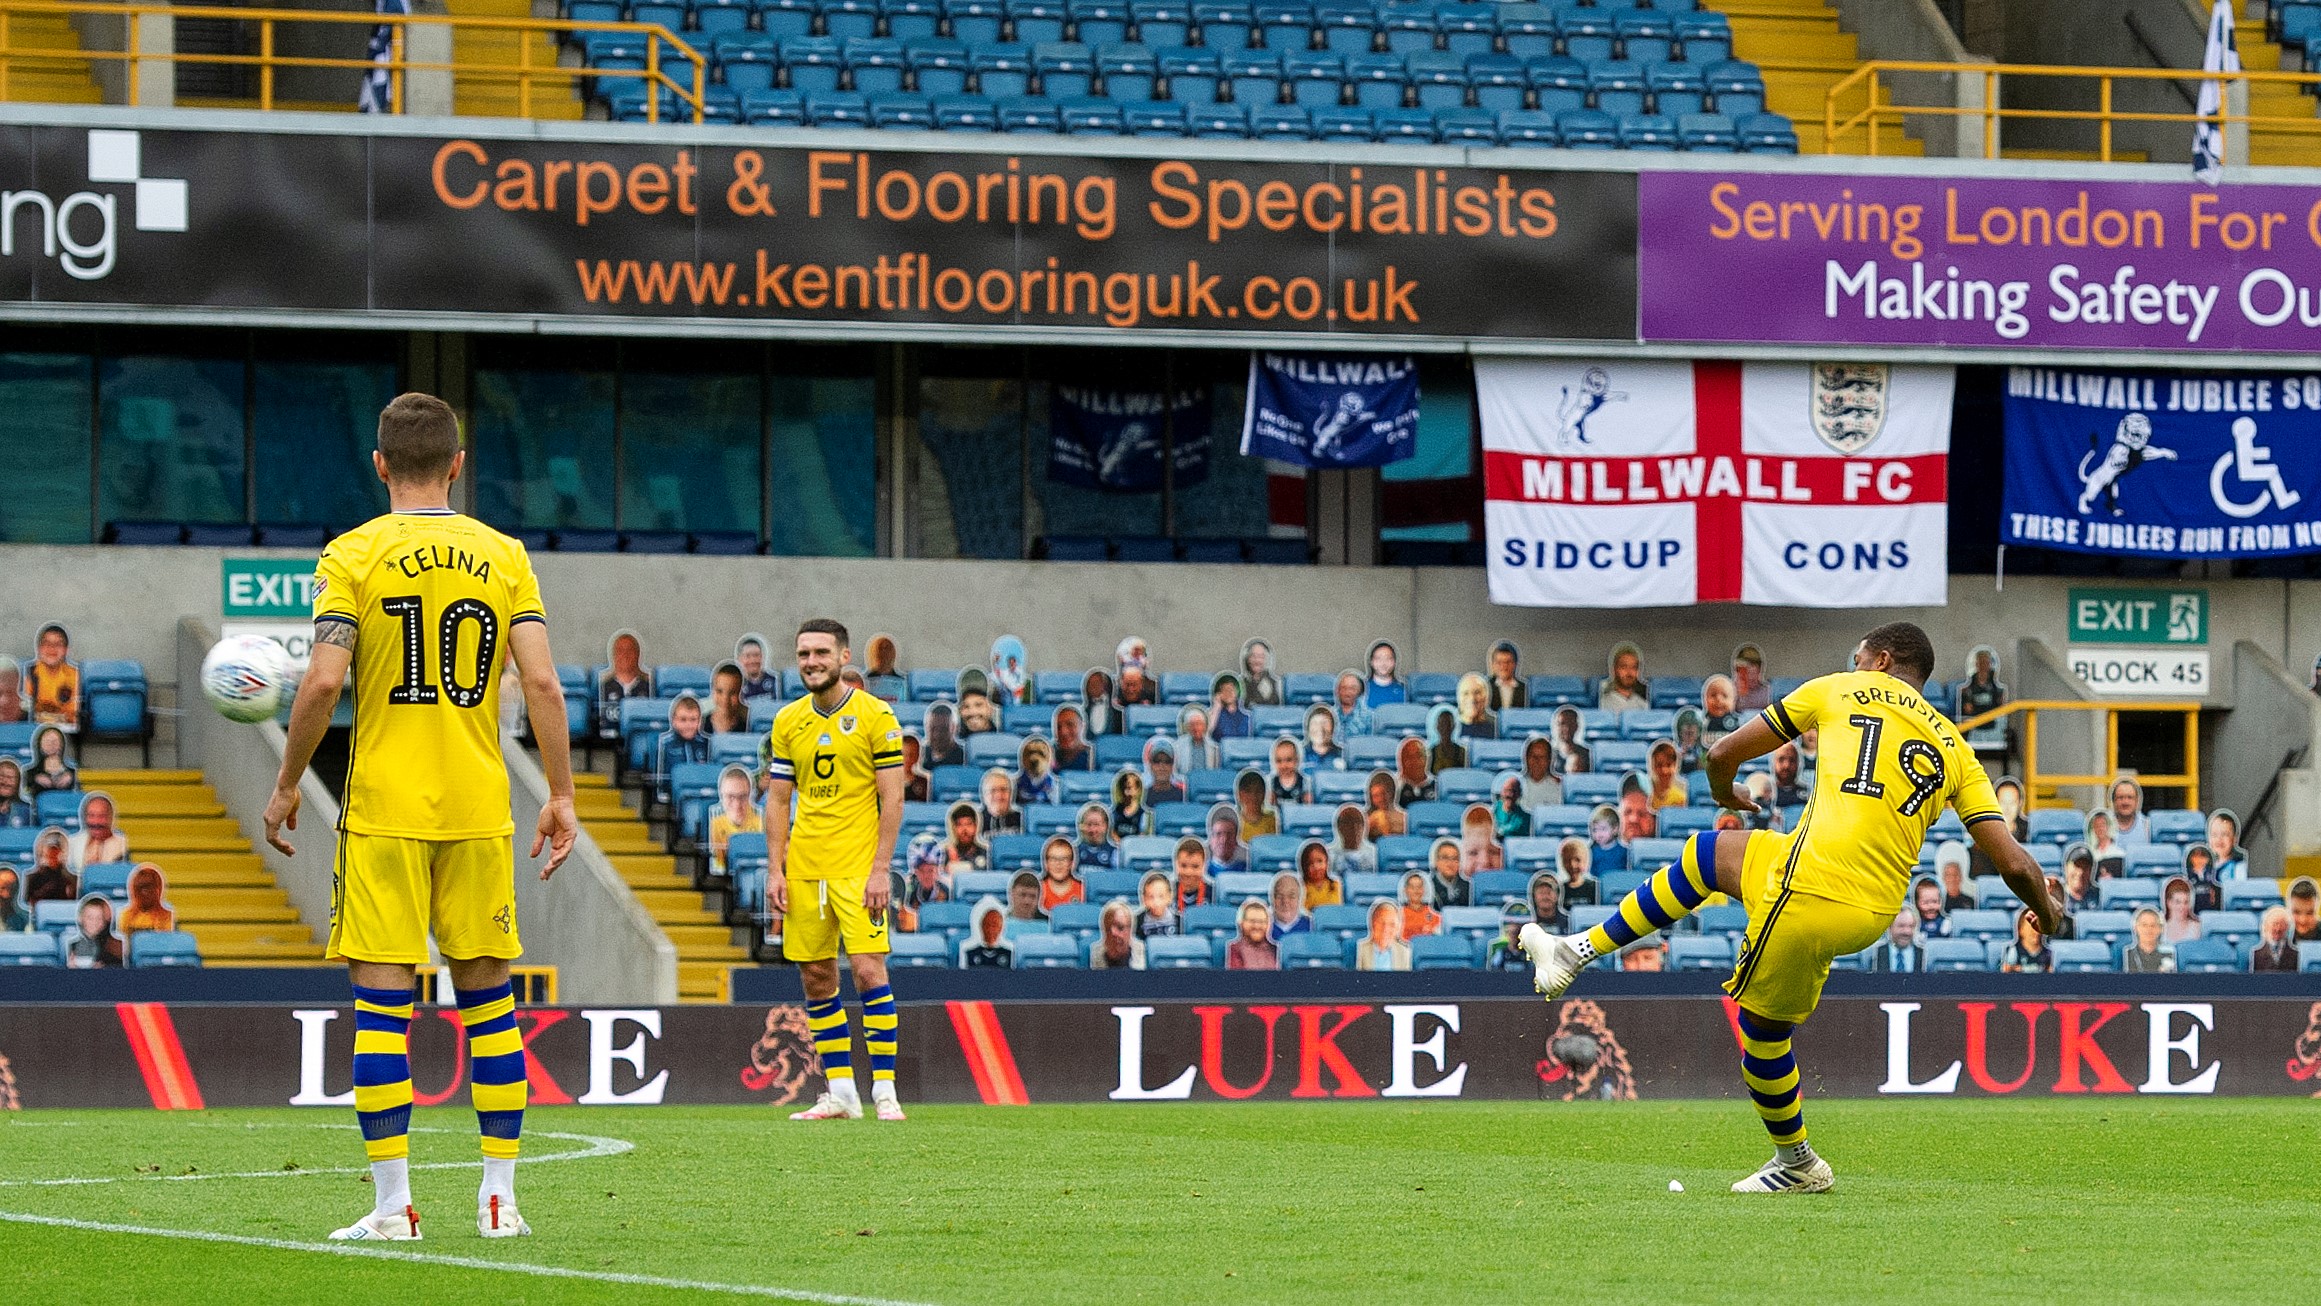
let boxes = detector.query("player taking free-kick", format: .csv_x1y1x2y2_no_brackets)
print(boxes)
1523,621,2061,1194
763,619,909,1121
263,393,579,1242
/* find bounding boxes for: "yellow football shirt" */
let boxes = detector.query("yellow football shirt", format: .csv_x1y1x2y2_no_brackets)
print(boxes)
1759,669,2002,915
763,688,903,881
313,509,544,840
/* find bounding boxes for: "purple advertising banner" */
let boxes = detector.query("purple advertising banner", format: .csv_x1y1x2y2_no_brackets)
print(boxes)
1638,170,2321,354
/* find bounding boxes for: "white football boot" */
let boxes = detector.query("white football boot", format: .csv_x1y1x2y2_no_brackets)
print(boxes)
1519,923,1589,1001
478,1193,532,1238
789,1091,864,1121
872,1086,907,1122
329,1205,421,1241
1730,1154,1836,1194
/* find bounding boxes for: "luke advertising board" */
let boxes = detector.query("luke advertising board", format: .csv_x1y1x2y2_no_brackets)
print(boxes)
4,996,2316,1110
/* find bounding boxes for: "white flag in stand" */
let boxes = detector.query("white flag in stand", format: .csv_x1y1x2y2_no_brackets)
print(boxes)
2191,0,2240,185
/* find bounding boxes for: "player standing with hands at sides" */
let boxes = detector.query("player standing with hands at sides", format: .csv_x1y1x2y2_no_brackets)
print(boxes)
263,394,579,1242
1523,622,2059,1193
764,619,909,1121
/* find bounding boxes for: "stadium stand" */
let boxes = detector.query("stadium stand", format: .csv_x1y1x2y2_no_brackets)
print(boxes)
573,770,750,1000
83,769,321,964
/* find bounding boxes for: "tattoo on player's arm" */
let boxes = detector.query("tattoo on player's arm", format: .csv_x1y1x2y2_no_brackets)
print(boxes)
314,620,358,651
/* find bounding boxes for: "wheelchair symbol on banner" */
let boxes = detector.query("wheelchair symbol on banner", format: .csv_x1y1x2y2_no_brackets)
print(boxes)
2209,417,2305,519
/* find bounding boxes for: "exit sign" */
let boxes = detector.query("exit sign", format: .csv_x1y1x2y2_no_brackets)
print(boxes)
222,557,319,619
2068,588,2207,646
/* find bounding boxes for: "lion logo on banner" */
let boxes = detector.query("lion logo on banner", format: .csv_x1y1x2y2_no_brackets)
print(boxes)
2288,1001,2321,1097
739,1005,818,1105
1811,362,1890,454
1536,999,1637,1102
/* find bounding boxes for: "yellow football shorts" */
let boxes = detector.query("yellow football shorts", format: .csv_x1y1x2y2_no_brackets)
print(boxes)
328,833,522,965
782,874,890,962
1723,829,1893,1025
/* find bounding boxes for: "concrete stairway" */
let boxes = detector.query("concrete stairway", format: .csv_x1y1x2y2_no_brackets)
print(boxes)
90,768,323,964
573,770,743,1002
0,9,103,104
445,0,582,119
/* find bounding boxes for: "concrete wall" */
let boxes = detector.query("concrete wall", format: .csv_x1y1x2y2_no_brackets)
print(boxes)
2210,641,2321,871
1836,0,1976,158
175,618,340,937
503,728,679,1005
1989,0,2211,161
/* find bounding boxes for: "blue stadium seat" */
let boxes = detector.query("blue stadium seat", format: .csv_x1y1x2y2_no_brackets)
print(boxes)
1436,1,1496,58
1467,52,1526,112
946,0,1007,43
1614,10,1673,63
758,0,816,37
184,523,255,546
1558,8,1616,62
1469,869,1530,904
822,0,881,39
1223,49,1282,106
32,900,78,935
1618,111,1679,150
1434,106,1496,142
1739,111,1799,154
1251,103,1310,136
1254,1,1314,49
1072,0,1131,45
779,35,845,93
1666,935,1734,971
2144,810,2206,844
1674,12,1731,64
1411,934,1478,970
934,91,1001,129
1280,932,1348,968
1062,95,1126,132
1012,932,1083,968
1084,868,1141,899
844,35,907,92
2047,938,2114,973
128,930,202,968
1377,4,1433,54
1497,2,1553,60
1406,50,1466,110
1587,58,1647,115
1316,0,1375,54
1188,102,1249,135
1345,51,1404,109
1157,671,1208,704
1705,59,1764,117
1676,110,1736,151
1923,938,1990,972
1036,40,1096,95
2098,879,2161,909
1646,61,1704,117
1131,0,1191,48
1160,45,1221,102
1146,935,1216,968
1283,49,1343,107
974,42,1035,97
1011,0,1070,44
743,86,808,123
907,36,973,94
890,932,954,967
1193,1,1253,51
885,0,944,39
1098,41,1158,98
2026,808,2083,846
0,933,61,966
2172,938,2239,973
2222,881,2283,910
1370,703,1430,737
1525,673,1590,706
867,91,934,126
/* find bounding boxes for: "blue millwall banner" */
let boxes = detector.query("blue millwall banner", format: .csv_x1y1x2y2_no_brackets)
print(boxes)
2001,366,2321,559
1047,386,1209,492
1241,352,1420,468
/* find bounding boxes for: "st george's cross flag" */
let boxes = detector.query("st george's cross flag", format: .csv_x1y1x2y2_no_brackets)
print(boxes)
1477,358,1955,608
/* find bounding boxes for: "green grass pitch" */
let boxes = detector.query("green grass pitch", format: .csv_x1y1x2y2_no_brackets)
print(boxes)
0,1101,2308,1304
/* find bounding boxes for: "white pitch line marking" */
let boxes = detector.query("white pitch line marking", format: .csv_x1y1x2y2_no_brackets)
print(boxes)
0,1127,632,1188
0,1210,946,1306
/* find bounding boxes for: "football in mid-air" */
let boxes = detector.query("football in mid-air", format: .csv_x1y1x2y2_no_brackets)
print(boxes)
201,634,293,724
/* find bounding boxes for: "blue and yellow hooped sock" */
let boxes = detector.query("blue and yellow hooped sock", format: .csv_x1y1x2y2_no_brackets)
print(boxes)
860,984,898,1087
1586,831,1719,956
351,983,415,1162
456,981,526,1160
807,996,854,1078
1738,1009,1807,1149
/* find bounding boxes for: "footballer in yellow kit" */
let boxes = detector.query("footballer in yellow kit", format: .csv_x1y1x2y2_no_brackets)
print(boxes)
1521,622,2059,1195
311,506,544,964
263,393,578,1243
762,668,905,961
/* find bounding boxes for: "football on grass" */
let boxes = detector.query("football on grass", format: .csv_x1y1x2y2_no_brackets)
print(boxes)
201,634,293,724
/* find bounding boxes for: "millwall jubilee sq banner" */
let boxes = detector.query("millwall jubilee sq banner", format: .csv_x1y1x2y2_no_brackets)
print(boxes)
1638,170,2321,354
1477,358,1955,608
0,119,1636,341
2001,367,2321,559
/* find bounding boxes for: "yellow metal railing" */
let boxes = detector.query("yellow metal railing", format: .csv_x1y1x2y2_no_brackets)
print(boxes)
1826,60,2321,162
1956,698,2201,810
0,0,704,122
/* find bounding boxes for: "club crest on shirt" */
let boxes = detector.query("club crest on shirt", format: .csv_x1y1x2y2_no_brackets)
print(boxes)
840,717,857,734
817,733,833,746
1811,362,1890,454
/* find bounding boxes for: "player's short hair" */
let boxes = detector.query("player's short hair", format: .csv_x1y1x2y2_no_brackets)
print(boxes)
796,617,849,650
1860,621,1935,683
376,393,461,483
